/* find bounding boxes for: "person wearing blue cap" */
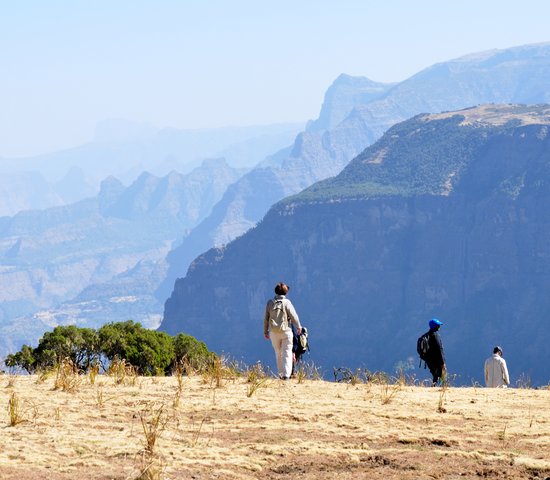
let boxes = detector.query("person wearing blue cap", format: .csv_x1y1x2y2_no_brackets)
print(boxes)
425,318,446,386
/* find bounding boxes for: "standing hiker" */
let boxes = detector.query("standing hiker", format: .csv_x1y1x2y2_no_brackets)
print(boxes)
264,282,302,380
418,318,446,386
484,346,510,388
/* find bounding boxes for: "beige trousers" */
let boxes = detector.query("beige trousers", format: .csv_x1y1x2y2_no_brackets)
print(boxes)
270,329,293,378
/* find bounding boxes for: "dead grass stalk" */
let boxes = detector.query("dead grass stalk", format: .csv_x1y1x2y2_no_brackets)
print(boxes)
139,402,169,455
7,392,25,426
54,359,81,393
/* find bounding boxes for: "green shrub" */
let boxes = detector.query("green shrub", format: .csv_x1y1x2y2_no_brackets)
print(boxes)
5,321,211,377
98,321,175,376
5,345,36,374
172,333,212,372
34,325,100,371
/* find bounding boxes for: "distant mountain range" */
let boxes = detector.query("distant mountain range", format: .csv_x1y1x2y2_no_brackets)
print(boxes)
161,104,550,386
4,42,550,372
160,42,550,301
0,159,244,355
0,121,303,216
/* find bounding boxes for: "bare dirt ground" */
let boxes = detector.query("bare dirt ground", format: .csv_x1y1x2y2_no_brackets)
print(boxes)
0,373,548,480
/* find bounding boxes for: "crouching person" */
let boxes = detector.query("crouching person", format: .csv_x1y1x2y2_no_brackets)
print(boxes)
264,282,302,380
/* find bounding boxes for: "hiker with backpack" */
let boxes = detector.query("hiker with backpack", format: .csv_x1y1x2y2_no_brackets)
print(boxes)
417,318,446,386
264,282,302,380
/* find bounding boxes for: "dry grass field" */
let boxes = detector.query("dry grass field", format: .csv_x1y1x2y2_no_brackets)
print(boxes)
0,368,548,480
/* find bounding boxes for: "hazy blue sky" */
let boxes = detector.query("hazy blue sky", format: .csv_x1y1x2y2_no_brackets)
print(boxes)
2,0,550,157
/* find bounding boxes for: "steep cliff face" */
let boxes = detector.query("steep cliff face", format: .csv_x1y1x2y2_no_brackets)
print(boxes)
160,43,550,300
161,105,550,385
307,74,395,132
156,101,377,299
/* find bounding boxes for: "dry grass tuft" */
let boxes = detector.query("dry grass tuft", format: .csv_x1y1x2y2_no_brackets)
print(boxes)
245,362,266,383
172,361,186,409
139,402,169,455
244,362,270,397
88,363,100,385
36,368,55,384
108,358,139,386
437,382,448,413
246,377,270,398
7,392,25,426
295,361,323,381
202,355,239,388
54,359,81,392
379,382,401,405
134,462,162,480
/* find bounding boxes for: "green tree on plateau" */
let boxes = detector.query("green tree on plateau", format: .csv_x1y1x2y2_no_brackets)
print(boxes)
173,332,212,370
5,344,37,373
35,325,100,371
98,321,175,375
5,321,212,375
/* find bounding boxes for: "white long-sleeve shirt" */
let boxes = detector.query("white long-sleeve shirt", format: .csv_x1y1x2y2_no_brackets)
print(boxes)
484,354,510,387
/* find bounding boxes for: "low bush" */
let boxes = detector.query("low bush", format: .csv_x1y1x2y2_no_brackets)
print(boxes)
5,321,213,377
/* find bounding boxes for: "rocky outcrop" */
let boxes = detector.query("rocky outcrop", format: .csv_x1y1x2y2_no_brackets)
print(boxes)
160,105,550,385
307,74,395,132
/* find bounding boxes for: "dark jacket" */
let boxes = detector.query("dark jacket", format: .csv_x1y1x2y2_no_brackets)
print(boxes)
426,329,445,367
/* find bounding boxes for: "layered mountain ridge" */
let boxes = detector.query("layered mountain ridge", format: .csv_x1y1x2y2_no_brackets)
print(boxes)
0,159,244,355
160,43,550,301
0,122,303,217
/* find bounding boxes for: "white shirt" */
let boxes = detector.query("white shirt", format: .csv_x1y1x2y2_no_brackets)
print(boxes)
484,354,510,387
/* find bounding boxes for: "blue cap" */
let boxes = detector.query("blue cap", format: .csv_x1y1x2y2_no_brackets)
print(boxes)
429,318,443,329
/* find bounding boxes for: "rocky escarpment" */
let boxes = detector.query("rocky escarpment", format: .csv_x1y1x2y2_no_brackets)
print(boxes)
161,104,550,385
156,74,391,299
306,74,395,132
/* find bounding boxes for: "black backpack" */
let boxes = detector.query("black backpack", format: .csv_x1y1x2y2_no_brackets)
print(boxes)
293,326,310,361
416,331,430,368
